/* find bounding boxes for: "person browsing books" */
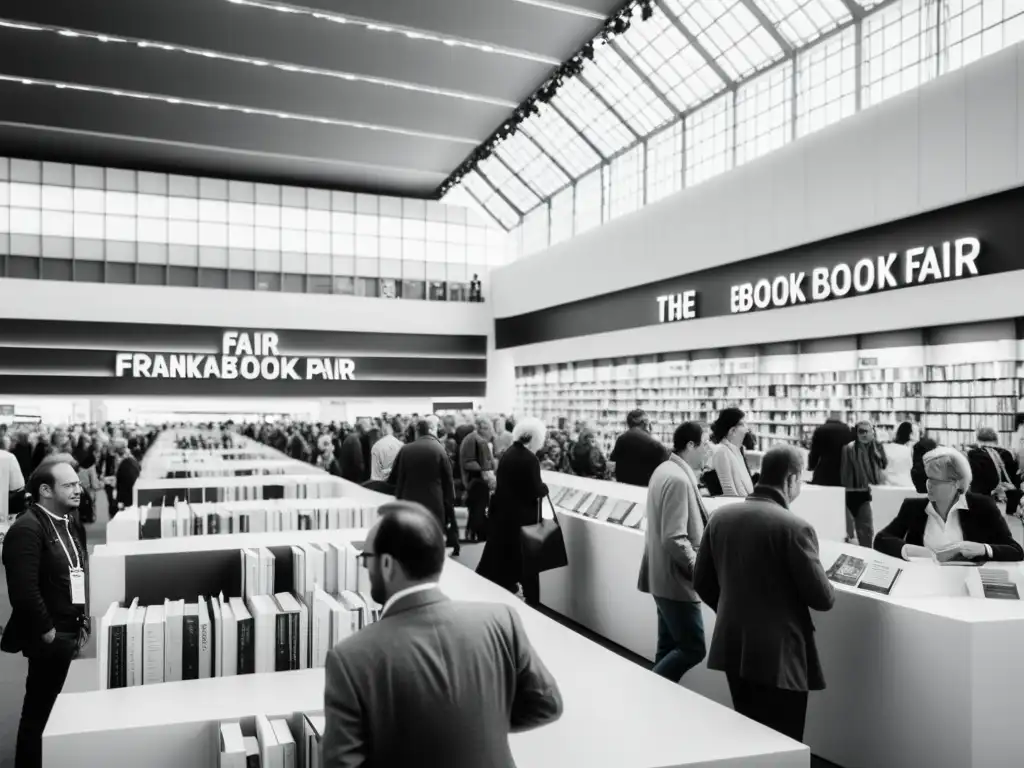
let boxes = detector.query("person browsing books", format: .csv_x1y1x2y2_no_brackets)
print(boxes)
1,459,91,768
323,501,563,768
637,421,714,683
873,447,1024,562
694,445,835,743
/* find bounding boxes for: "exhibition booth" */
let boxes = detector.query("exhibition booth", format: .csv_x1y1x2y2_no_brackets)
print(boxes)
537,471,1024,768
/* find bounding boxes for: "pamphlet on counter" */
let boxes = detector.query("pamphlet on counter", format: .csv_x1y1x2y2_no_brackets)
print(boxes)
965,566,1024,600
826,554,902,595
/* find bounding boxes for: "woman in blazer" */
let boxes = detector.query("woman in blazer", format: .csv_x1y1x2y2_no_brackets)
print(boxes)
874,446,1023,562
476,417,549,606
709,408,754,497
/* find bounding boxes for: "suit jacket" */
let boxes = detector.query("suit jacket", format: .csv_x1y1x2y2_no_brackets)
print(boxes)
873,493,1024,561
694,486,835,691
323,589,563,768
339,433,367,484
459,431,494,489
637,455,707,602
115,454,140,508
610,428,669,488
808,420,854,487
391,436,456,530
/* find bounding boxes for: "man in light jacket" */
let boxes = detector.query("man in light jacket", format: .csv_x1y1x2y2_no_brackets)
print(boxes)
637,421,713,682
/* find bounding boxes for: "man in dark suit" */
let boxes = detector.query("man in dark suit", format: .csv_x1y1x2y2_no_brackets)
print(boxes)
611,409,670,488
694,445,835,743
807,411,854,486
391,416,458,553
2,460,91,768
323,502,563,767
339,422,368,484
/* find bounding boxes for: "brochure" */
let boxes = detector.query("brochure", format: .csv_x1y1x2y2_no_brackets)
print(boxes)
976,567,1021,600
856,561,902,595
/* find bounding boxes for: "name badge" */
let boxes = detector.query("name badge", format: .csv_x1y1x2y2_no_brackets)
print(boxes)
69,568,86,605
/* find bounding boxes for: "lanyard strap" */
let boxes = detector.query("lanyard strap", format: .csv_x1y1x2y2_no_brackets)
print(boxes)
44,511,82,571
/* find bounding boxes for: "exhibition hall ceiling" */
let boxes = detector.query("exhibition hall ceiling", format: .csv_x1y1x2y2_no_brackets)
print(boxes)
0,0,622,197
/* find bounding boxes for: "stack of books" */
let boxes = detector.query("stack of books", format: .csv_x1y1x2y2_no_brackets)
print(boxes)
219,712,323,768
136,499,378,539
99,542,383,687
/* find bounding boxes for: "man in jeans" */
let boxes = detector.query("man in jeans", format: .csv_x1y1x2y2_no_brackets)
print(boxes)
637,421,713,682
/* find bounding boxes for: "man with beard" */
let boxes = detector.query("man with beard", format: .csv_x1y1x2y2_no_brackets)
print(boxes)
2,459,91,768
322,502,562,768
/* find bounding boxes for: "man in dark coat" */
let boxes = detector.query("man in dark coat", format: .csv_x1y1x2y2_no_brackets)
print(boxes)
390,416,457,550
807,411,854,486
339,423,368,484
610,409,669,487
694,445,835,743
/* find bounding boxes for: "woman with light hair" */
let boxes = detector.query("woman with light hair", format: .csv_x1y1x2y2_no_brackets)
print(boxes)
874,446,1023,562
475,417,550,606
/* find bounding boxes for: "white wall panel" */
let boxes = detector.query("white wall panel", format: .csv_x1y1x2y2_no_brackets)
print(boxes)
492,43,1024,320
965,47,1020,197
0,278,491,336
915,69,967,212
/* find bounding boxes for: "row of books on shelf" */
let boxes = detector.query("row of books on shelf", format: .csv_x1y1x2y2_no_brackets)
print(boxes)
548,485,646,531
142,478,345,504
137,499,378,539
100,564,380,688
161,468,296,480
220,712,324,768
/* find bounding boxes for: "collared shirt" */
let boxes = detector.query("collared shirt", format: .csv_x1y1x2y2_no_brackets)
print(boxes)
381,582,440,618
370,434,403,482
903,493,993,559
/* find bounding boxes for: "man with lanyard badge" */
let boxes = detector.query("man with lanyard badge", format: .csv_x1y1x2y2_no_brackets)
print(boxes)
1,459,90,768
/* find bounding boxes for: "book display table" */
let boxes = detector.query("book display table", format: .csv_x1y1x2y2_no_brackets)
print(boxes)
537,473,1024,768
48,549,809,768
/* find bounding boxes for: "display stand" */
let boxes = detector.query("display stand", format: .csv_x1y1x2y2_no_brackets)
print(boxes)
132,473,349,507
140,457,311,480
49,556,809,768
536,473,1024,768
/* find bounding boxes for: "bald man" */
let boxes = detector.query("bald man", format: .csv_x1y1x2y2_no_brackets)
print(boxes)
323,502,562,767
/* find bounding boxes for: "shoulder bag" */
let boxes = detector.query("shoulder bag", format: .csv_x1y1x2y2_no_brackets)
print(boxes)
520,495,568,573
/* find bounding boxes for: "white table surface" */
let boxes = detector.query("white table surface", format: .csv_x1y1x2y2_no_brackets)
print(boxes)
48,557,808,768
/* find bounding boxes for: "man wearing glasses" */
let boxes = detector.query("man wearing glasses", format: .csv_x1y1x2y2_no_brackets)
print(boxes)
1,459,91,768
323,501,562,767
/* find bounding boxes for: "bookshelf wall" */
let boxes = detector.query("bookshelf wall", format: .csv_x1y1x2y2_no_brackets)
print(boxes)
515,323,1024,454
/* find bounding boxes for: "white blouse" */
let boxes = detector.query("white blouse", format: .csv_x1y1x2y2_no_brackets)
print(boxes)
712,441,755,498
882,442,914,487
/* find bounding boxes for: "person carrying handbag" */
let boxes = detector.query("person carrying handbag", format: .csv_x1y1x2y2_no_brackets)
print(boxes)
476,418,565,606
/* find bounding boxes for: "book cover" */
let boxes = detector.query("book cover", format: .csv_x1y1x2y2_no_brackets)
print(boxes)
197,596,212,679
274,611,291,672
826,554,867,586
219,721,246,768
126,597,145,687
182,602,200,680
270,719,296,768
108,608,128,689
163,599,185,683
979,567,1021,600
605,500,635,525
142,603,165,685
856,561,902,595
228,597,255,675
219,593,238,678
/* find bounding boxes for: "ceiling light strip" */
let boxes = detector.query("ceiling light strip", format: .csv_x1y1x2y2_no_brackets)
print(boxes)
507,0,607,20
0,18,517,108
0,119,449,179
0,74,479,144
224,0,561,66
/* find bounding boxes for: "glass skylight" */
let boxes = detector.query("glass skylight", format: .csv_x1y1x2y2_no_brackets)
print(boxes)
615,5,727,111
520,104,602,177
476,154,541,213
755,0,852,48
582,39,675,135
492,131,571,198
551,77,636,157
459,171,520,229
663,0,785,80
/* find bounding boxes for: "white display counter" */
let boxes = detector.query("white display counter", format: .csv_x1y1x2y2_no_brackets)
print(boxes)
140,457,310,480
50,538,809,768
542,470,850,543
537,474,1024,768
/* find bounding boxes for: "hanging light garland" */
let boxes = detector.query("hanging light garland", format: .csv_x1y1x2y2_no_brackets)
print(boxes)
437,0,654,199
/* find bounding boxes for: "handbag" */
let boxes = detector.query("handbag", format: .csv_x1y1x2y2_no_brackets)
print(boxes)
520,495,568,573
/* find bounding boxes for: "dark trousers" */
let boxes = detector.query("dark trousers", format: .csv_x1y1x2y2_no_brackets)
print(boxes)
520,562,540,606
465,479,490,541
104,485,117,519
16,646,75,768
652,597,706,682
844,490,874,547
727,673,809,743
